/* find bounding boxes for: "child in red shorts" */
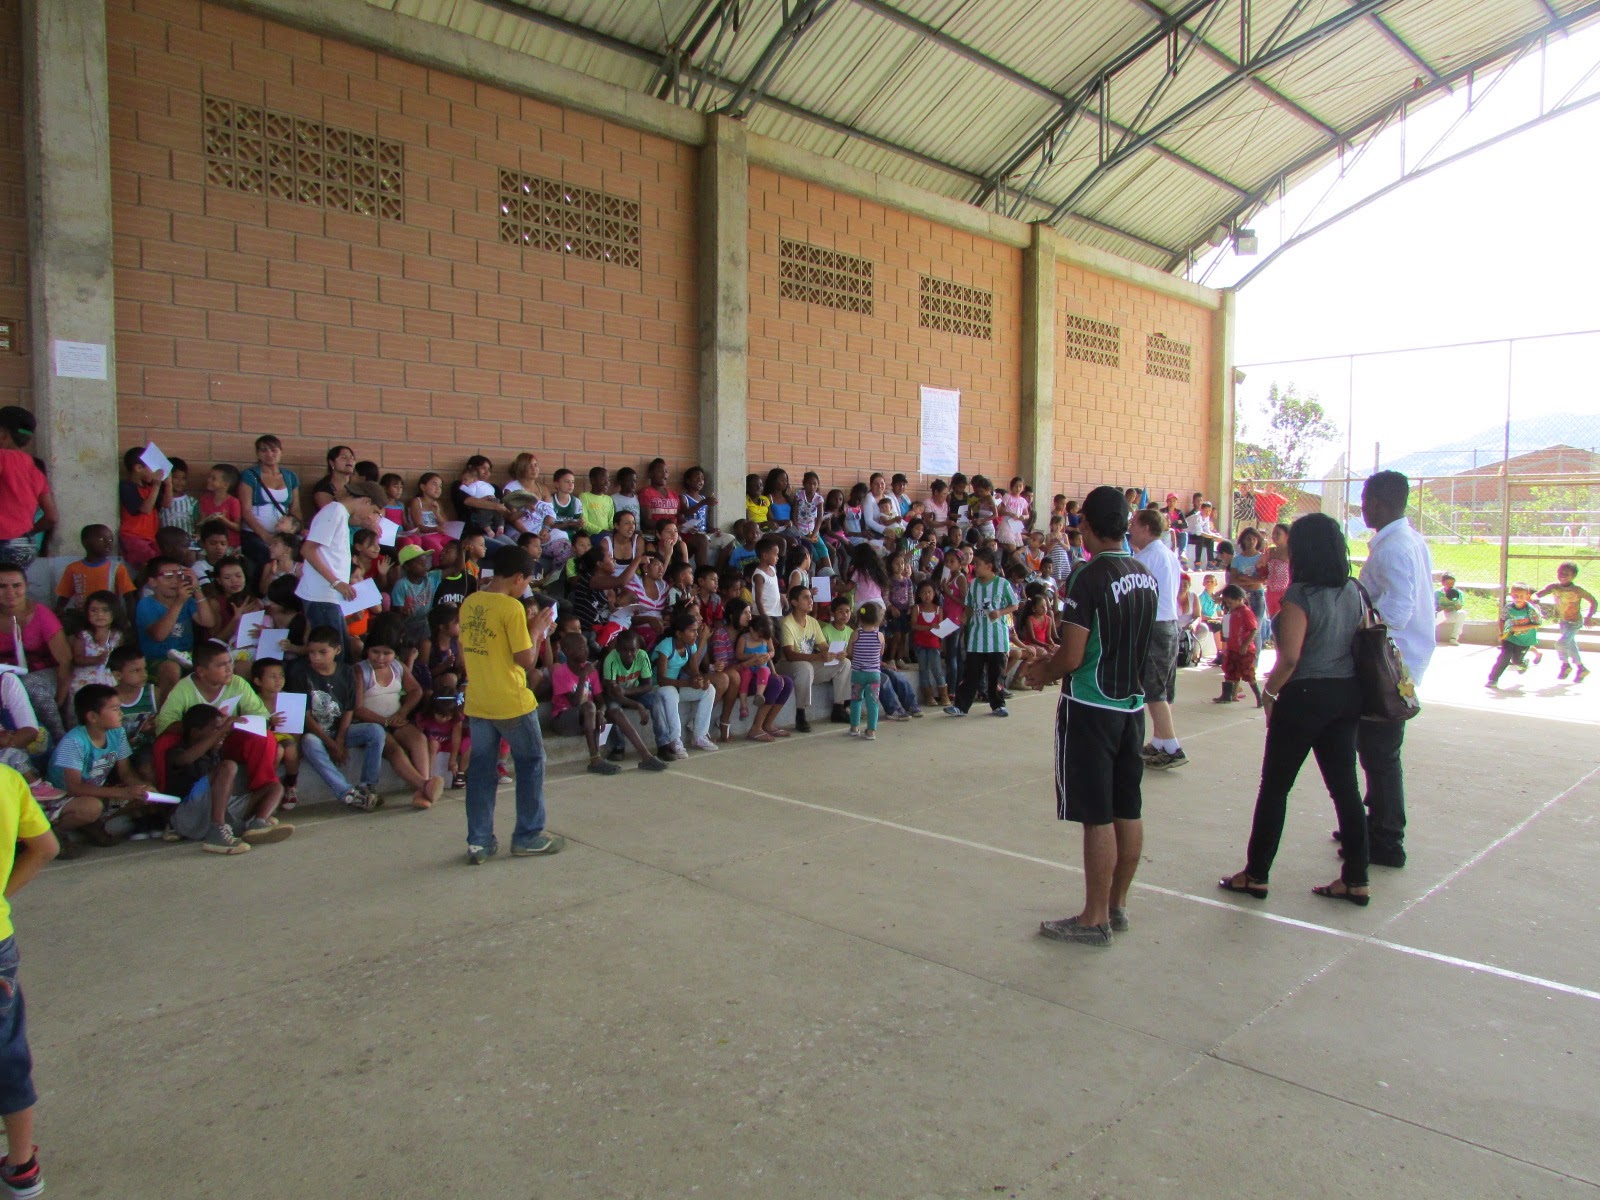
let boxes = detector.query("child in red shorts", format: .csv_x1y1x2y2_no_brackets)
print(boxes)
1215,584,1263,706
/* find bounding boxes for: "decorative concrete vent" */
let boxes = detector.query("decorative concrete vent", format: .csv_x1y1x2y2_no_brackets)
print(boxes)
1064,313,1121,368
0,319,14,354
497,171,642,267
919,275,992,340
779,240,874,315
203,96,404,221
1146,332,1192,382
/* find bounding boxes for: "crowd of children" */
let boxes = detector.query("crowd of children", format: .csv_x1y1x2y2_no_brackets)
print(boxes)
0,439,1578,862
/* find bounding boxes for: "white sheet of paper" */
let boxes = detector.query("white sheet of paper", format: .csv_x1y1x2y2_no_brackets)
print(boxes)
827,640,848,655
442,521,466,540
234,714,269,738
54,339,108,380
144,791,183,805
255,628,289,661
599,723,613,745
479,568,494,580
378,517,400,547
216,696,240,716
233,610,266,649
0,663,25,675
338,577,382,614
271,692,307,735
812,576,832,603
139,442,173,479
931,618,960,639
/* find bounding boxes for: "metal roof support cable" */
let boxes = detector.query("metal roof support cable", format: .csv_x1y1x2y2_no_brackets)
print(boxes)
717,0,840,120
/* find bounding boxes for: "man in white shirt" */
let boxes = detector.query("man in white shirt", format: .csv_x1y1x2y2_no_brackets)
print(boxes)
1356,471,1434,868
296,480,386,663
1130,509,1187,769
1185,500,1217,567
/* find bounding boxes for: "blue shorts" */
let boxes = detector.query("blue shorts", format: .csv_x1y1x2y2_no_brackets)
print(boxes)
0,936,36,1115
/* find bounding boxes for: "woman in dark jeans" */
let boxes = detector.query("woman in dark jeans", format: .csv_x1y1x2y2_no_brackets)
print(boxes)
1220,513,1371,905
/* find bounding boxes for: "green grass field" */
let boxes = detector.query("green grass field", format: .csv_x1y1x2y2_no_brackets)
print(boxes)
1345,537,1599,619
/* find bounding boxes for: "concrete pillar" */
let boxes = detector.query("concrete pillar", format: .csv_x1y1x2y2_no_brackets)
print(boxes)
21,0,120,540
1209,288,1237,510
1020,223,1057,497
697,115,748,530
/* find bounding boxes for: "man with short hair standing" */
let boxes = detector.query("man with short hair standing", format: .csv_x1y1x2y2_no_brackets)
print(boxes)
1130,508,1186,770
460,545,560,866
1029,487,1157,946
1356,471,1433,868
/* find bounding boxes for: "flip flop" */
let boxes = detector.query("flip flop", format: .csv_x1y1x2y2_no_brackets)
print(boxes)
747,731,774,743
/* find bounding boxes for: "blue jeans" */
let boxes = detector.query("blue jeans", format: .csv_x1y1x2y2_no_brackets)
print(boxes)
0,936,35,1115
942,632,965,692
877,667,919,715
1557,620,1583,665
300,722,385,794
915,646,945,691
1246,589,1268,651
466,713,545,849
303,600,347,662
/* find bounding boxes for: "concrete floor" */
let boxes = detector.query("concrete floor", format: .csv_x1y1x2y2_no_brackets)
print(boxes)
15,645,1600,1199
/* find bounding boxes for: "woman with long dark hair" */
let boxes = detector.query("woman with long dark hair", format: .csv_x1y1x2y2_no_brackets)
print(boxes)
1220,513,1372,906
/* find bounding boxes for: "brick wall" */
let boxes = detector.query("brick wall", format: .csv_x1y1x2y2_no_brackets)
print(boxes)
0,0,27,411
747,167,1024,494
1053,262,1213,502
106,0,698,489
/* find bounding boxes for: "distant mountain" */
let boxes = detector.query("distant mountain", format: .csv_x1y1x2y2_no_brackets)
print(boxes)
1381,413,1600,478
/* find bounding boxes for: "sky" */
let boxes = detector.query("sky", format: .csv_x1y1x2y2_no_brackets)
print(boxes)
1193,21,1600,479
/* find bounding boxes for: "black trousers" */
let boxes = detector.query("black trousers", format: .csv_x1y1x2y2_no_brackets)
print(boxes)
954,651,1007,713
1357,716,1407,860
1247,677,1369,886
1487,642,1529,684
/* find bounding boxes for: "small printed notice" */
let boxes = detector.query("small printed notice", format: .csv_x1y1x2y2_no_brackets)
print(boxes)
919,385,960,475
812,576,832,603
54,340,108,380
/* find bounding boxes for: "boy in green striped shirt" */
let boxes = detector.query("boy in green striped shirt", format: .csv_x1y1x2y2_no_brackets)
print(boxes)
944,549,1018,717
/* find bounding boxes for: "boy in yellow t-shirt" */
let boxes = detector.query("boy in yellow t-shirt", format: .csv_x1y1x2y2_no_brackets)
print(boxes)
459,546,560,865
0,765,60,1197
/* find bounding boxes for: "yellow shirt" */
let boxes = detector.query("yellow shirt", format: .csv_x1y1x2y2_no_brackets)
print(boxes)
460,590,537,720
0,767,49,941
746,495,772,526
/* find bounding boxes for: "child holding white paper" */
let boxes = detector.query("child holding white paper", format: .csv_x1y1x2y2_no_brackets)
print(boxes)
911,581,949,707
67,591,127,704
164,703,292,854
250,656,301,810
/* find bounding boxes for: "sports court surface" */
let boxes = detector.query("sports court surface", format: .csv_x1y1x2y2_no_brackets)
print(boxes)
21,643,1600,1198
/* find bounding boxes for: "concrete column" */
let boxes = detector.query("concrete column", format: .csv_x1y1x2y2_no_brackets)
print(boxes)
1020,223,1057,496
21,0,120,540
697,115,748,531
1209,288,1237,510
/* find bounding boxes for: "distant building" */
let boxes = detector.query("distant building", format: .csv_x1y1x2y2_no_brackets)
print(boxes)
1421,445,1600,507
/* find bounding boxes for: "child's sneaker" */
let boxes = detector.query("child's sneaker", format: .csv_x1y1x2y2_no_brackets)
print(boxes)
1577,665,1591,683
202,824,251,855
847,726,861,738
1558,662,1572,680
667,741,689,761
243,816,295,845
690,736,720,753
863,729,876,741
497,761,512,780
26,777,64,804
0,1149,43,1198
280,785,298,812
943,706,966,717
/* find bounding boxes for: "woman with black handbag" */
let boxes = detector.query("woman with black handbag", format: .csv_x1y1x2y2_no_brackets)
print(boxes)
1220,513,1371,906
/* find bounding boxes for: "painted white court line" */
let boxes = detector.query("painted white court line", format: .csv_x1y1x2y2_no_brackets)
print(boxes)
670,767,1600,1006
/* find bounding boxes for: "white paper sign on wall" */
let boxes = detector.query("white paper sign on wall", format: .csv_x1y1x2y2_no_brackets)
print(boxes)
919,386,960,475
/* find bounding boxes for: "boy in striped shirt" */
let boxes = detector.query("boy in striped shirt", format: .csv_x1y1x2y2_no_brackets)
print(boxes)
944,549,1018,717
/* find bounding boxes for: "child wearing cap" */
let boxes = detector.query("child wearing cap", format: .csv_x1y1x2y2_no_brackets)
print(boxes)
389,545,441,647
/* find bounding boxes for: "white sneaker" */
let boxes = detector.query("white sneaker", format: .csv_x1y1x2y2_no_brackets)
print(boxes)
669,742,690,761
690,736,719,753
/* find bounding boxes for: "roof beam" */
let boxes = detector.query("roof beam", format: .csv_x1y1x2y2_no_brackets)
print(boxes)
654,0,742,101
1123,0,1340,139
848,0,1250,199
1048,0,1397,224
1352,2,1450,89
718,0,841,119
1168,0,1600,275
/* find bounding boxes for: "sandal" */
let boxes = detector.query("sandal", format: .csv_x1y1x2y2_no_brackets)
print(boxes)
769,728,791,738
746,730,774,743
1311,881,1370,907
1218,871,1269,899
718,721,732,743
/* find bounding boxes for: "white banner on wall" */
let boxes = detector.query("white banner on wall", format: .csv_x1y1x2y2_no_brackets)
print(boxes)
918,386,960,475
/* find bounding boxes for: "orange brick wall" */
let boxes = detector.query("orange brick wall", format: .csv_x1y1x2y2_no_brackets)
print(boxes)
1053,261,1212,502
106,0,698,488
748,167,1024,493
0,0,27,411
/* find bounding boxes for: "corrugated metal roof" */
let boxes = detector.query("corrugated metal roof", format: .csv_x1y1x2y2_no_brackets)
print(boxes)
364,0,1600,271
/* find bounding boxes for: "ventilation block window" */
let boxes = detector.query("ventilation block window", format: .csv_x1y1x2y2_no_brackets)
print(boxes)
779,240,874,315
1146,333,1192,382
498,171,642,267
1064,313,1120,368
0,319,15,354
919,276,993,340
203,95,404,221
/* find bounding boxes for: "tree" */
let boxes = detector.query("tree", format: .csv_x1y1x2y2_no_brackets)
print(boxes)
1235,383,1339,482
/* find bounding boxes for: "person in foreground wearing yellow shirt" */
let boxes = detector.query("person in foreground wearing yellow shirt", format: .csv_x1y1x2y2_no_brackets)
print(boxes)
459,545,559,866
0,764,59,1197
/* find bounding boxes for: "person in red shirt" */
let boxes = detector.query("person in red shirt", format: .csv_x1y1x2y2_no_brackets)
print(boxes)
0,408,56,571
1215,584,1262,705
638,458,681,536
118,446,166,569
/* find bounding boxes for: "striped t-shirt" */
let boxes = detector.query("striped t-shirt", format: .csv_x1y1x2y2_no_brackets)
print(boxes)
963,576,1017,654
850,628,883,672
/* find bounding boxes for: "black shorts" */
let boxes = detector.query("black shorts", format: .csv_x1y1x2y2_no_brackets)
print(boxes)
1054,695,1145,825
